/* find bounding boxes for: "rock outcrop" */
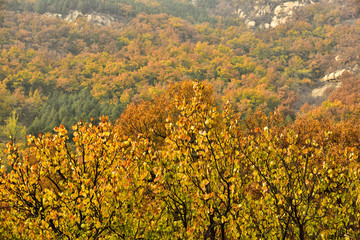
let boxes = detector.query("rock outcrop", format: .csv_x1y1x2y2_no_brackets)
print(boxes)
44,10,115,26
44,13,63,18
312,66,358,98
235,0,320,29
311,82,341,98
270,1,305,28
321,69,346,82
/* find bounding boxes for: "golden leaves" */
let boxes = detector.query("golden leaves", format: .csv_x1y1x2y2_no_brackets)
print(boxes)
2,81,360,239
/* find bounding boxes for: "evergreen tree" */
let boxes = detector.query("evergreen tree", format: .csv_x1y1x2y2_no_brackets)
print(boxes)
34,0,47,14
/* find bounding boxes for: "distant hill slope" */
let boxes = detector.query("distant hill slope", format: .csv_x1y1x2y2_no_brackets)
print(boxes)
1,0,360,138
5,0,216,23
3,0,330,26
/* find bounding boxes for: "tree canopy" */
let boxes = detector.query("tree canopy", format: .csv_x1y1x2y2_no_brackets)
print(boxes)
2,82,360,239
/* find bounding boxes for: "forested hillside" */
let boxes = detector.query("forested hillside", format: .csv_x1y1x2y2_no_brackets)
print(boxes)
1,0,360,238
6,0,218,23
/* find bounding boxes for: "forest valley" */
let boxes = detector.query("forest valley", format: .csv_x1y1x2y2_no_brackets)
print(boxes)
1,0,360,239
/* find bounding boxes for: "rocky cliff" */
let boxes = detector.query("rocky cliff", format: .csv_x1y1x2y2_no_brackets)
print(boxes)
44,11,116,26
234,0,320,29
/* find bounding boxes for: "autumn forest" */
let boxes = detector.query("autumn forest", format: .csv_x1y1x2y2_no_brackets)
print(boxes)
1,0,360,239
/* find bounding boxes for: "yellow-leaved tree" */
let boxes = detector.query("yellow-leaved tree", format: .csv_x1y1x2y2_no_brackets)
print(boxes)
0,118,162,239
1,81,360,239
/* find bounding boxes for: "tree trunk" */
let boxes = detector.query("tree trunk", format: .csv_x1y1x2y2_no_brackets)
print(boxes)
299,225,305,240
220,223,226,240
